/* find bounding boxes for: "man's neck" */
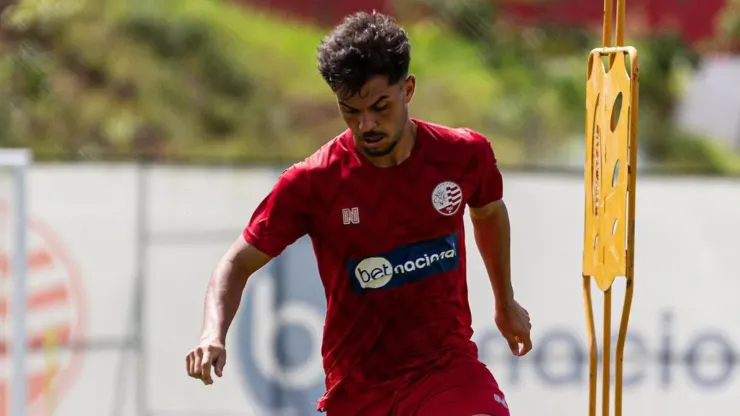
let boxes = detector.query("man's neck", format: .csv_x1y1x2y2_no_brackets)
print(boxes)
371,120,417,168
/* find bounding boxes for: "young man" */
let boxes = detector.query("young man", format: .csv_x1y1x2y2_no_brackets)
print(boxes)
185,11,532,416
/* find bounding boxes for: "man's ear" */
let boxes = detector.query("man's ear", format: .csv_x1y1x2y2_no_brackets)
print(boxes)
403,75,416,104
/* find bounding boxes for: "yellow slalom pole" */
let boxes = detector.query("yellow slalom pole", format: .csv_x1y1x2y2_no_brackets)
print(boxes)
602,0,613,47
583,1,639,416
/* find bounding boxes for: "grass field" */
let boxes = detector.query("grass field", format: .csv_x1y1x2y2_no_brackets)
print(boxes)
4,0,739,171
1,0,531,162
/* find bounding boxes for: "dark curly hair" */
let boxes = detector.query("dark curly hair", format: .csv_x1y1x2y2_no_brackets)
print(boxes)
317,11,411,99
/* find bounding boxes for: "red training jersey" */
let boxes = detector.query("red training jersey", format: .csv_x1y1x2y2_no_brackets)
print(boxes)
243,119,504,411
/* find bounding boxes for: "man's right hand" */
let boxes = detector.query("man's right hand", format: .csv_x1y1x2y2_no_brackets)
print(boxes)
186,236,270,386
185,339,226,385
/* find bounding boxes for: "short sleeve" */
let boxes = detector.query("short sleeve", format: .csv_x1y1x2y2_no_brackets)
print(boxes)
243,166,312,257
466,131,503,208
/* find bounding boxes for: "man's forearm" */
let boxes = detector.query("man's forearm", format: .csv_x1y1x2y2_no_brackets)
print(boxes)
471,202,514,308
201,259,249,344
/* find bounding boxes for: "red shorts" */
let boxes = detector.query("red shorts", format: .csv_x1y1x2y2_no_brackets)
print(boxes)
324,358,510,416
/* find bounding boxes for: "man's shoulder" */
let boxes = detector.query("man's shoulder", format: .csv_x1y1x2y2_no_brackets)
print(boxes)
305,130,353,167
280,129,354,181
417,119,492,154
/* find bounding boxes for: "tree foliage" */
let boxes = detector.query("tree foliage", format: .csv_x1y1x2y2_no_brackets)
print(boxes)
0,0,738,172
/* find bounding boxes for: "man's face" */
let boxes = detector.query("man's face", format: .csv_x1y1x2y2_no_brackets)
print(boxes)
336,75,415,157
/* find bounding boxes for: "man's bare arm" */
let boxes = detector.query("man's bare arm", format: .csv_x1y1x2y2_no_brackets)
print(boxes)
201,235,271,344
469,200,513,308
469,199,532,356
187,235,271,385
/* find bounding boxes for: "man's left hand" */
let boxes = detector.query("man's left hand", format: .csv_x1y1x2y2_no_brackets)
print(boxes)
494,300,533,357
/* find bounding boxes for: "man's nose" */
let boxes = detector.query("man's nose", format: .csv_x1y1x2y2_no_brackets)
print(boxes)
358,112,378,133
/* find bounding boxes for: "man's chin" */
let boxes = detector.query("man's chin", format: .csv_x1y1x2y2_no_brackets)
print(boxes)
362,145,395,157
361,139,397,157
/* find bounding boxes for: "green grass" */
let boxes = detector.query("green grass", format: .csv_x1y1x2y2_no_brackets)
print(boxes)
1,0,527,162
6,0,736,172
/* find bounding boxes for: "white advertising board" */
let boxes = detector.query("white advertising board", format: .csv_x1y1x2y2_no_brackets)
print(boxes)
0,165,737,415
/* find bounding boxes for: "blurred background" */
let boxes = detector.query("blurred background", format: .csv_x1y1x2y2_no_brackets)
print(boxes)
0,0,738,415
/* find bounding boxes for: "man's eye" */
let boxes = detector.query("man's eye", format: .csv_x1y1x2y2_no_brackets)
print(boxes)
373,105,388,112
343,107,359,114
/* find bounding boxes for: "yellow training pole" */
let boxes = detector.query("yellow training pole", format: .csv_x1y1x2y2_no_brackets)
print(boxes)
583,1,639,416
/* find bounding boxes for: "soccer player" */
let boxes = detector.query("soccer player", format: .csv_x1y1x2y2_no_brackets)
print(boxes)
186,11,532,416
